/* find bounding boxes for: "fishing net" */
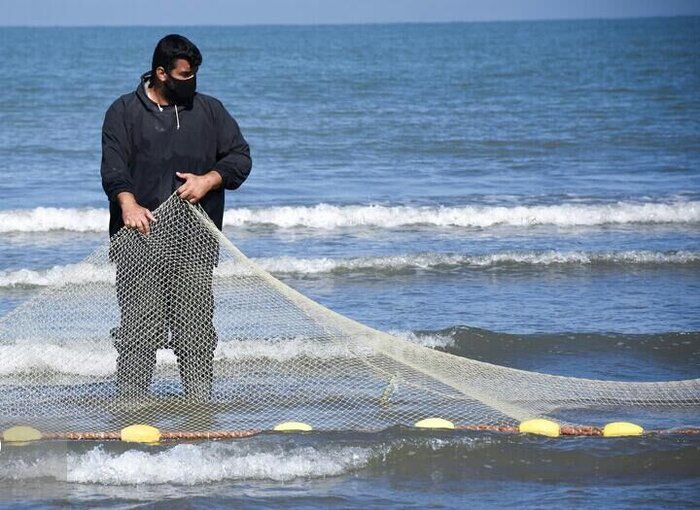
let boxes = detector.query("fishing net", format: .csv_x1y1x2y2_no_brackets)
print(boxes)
1,194,698,435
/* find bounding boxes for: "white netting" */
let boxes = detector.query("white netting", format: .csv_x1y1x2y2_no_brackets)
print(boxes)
1,194,698,434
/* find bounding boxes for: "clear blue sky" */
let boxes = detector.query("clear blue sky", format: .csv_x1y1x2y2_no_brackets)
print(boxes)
1,0,699,26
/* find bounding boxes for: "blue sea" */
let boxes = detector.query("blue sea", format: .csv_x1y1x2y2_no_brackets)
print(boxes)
1,17,699,509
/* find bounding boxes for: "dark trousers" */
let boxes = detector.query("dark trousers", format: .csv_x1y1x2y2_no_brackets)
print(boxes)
111,231,218,400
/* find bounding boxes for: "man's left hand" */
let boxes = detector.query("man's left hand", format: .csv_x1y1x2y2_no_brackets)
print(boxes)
176,171,223,203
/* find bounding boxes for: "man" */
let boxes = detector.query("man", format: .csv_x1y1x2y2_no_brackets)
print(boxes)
101,34,252,401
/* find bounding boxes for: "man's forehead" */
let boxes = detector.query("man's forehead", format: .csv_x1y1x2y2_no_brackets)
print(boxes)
172,58,193,71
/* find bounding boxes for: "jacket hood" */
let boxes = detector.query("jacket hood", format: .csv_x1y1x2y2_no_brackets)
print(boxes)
136,71,162,112
136,71,187,130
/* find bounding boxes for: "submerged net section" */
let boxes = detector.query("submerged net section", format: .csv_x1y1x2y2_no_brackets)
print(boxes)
1,195,698,435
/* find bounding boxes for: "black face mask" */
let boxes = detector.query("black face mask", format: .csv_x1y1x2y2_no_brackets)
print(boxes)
164,74,197,104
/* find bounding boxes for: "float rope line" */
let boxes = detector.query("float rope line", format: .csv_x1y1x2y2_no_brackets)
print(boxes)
456,425,700,436
20,426,699,442
40,430,262,441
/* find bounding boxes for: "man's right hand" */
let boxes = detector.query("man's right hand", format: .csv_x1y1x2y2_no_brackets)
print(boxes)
117,192,156,235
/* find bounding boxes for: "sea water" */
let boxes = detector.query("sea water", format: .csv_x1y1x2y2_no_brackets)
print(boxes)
0,17,698,508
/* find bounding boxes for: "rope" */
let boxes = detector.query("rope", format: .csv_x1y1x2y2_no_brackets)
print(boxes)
33,426,700,441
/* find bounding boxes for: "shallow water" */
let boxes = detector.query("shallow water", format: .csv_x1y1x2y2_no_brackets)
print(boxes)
1,431,698,509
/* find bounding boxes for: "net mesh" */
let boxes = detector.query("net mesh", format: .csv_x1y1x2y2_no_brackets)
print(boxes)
1,194,698,434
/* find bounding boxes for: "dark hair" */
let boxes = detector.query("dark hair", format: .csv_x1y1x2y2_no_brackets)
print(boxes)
151,34,202,74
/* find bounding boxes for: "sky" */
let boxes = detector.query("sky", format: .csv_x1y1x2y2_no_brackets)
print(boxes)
1,0,699,26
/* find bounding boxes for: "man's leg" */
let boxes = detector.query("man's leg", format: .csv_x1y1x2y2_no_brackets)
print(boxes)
112,243,165,398
170,235,219,402
114,338,158,398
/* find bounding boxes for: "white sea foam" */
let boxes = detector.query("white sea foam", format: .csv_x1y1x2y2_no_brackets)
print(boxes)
0,262,115,288
0,201,697,233
0,436,486,485
214,338,353,361
71,443,375,484
0,207,108,233
2,251,697,288
391,330,455,349
0,342,117,376
0,442,377,484
0,337,359,376
254,250,700,274
231,201,700,228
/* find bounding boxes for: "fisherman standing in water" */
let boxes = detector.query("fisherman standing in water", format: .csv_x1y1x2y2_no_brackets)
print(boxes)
101,34,252,400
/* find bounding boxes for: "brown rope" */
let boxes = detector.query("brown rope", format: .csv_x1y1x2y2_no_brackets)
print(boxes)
43,431,121,441
41,430,261,441
455,424,604,435
561,426,603,436
34,426,700,441
161,430,261,440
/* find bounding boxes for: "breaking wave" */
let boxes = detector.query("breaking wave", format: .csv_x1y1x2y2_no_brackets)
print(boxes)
0,340,345,377
0,441,379,484
429,326,700,380
1,327,696,378
253,250,700,274
68,442,376,484
1,433,695,486
223,201,700,229
0,332,442,377
0,200,698,233
1,250,697,288
0,207,108,233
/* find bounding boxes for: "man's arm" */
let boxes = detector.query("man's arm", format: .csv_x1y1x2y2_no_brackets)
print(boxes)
101,100,133,202
175,170,223,203
177,100,252,203
101,99,155,235
210,101,252,190
117,191,156,235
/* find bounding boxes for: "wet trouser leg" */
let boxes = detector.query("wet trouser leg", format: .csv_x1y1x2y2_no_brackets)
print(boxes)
169,250,218,401
174,345,215,401
115,344,158,398
113,253,165,398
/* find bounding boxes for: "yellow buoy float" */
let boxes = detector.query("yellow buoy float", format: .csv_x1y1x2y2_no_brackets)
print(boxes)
414,418,455,430
519,419,560,437
120,424,161,443
603,422,643,437
273,421,313,432
3,425,42,443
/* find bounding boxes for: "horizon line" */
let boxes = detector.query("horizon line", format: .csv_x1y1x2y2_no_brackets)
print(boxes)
1,13,697,29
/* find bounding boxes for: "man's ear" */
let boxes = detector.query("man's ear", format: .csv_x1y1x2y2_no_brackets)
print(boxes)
155,66,168,84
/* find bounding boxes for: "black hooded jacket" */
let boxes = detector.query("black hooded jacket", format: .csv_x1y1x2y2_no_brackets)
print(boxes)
101,72,252,236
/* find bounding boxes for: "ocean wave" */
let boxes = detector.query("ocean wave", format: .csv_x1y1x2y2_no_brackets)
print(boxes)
431,325,700,380
0,328,442,378
0,441,377,484
0,340,343,377
223,201,700,229
435,325,700,357
0,342,117,376
0,201,698,233
0,262,116,288
3,326,697,378
0,207,108,233
0,332,448,376
1,433,695,487
70,443,376,484
0,435,491,485
2,250,697,288
253,250,700,274
390,330,455,349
